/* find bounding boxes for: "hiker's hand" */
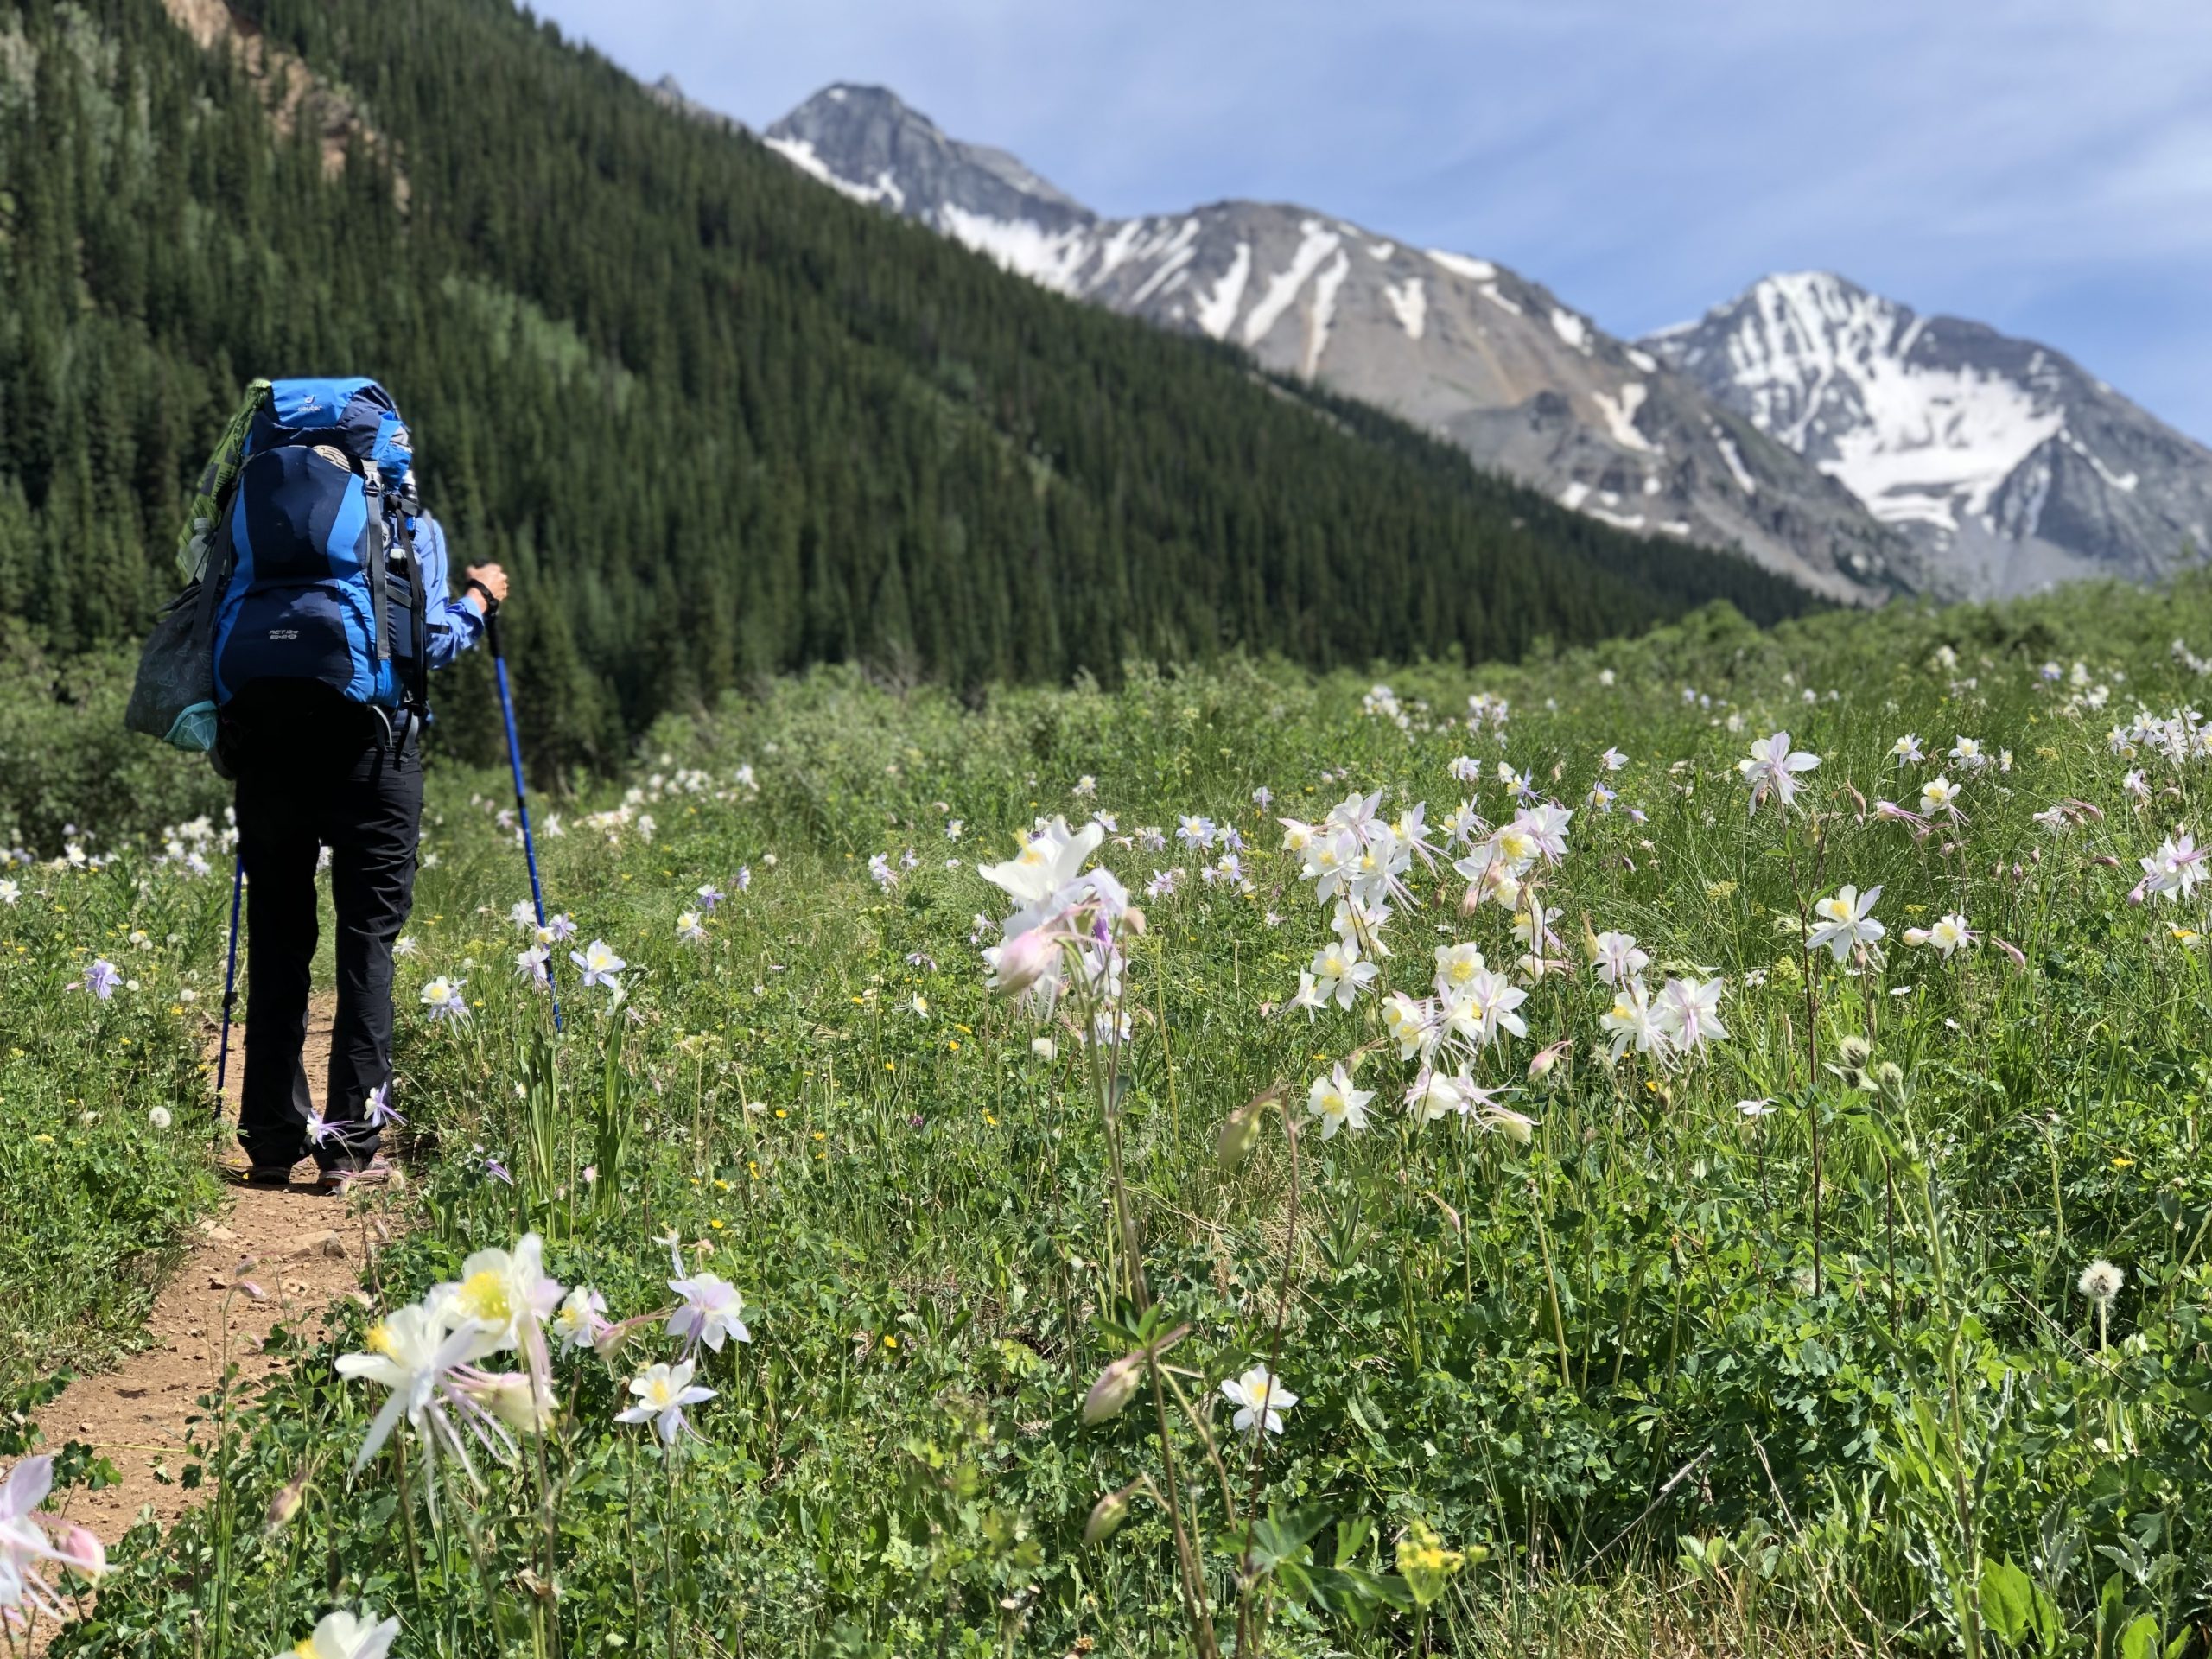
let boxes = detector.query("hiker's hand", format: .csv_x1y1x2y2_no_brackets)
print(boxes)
464,563,508,613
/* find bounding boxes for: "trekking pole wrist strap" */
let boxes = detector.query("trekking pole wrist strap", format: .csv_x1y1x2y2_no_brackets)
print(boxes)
466,578,499,613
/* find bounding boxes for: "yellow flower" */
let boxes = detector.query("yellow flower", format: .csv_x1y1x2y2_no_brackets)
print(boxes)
708,1219,724,1230
882,1335,899,1350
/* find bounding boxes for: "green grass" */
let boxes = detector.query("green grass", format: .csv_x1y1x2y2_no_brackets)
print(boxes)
0,836,226,1418
19,580,2212,1655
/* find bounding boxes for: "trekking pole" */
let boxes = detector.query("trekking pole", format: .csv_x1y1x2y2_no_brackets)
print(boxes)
483,598,562,1032
216,853,244,1097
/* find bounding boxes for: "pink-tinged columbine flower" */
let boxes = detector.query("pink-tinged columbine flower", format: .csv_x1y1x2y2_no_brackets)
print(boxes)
1529,1039,1572,1081
1739,732,1821,815
1589,930,1648,985
1872,799,1932,836
618,1360,716,1445
305,1109,334,1147
2131,834,2209,905
1,1453,107,1629
364,1084,404,1129
1654,976,1729,1053
1807,886,1885,962
84,959,120,1000
1218,1367,1297,1439
988,926,1064,1001
1598,747,1627,772
570,940,625,989
666,1271,751,1356
514,944,550,988
543,912,577,941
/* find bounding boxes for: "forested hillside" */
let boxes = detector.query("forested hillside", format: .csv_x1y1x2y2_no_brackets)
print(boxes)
0,0,1817,778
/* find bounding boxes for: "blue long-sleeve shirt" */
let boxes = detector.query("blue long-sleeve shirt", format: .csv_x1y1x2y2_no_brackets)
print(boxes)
410,512,486,671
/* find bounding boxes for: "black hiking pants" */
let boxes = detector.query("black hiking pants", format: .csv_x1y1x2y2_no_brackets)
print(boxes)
226,691,421,1173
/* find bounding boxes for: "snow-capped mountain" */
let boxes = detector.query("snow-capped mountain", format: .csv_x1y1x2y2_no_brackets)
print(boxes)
1645,273,2212,599
763,86,1906,601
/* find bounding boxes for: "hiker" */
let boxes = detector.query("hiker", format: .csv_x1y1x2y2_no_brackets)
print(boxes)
190,379,505,1192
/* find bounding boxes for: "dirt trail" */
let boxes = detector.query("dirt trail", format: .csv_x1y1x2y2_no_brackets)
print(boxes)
33,994,408,1561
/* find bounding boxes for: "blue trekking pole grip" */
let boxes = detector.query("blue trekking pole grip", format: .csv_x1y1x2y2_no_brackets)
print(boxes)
217,853,244,1097
482,595,562,1032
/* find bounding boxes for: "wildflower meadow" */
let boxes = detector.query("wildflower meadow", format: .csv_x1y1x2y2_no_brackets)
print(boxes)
9,583,2212,1656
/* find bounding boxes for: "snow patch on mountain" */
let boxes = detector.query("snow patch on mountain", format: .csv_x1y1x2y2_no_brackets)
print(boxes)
1305,250,1352,378
1427,250,1496,283
938,206,1090,291
1651,269,2212,596
1243,221,1344,348
1711,424,1758,497
1592,382,1656,454
1383,276,1427,341
1193,242,1252,340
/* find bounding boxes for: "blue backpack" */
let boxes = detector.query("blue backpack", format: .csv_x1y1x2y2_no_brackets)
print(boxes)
211,377,430,718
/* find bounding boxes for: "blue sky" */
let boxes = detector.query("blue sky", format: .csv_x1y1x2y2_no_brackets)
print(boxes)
531,0,2212,442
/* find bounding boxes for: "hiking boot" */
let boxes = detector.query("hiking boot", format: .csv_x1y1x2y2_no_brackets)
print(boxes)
241,1163,298,1187
315,1156,397,1196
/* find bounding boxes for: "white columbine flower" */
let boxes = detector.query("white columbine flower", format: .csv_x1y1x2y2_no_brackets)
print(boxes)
1218,1366,1298,1439
275,1609,402,1659
1305,1064,1374,1138
1308,938,1377,1009
1739,731,1821,815
419,976,468,1021
551,1287,610,1354
666,1271,752,1355
570,939,626,989
1905,913,1974,957
1919,775,1961,817
333,1303,480,1471
1807,885,1885,962
617,1360,716,1445
1402,1068,1465,1125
